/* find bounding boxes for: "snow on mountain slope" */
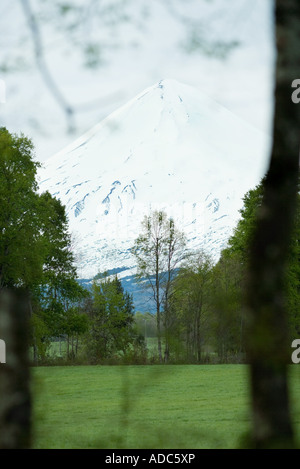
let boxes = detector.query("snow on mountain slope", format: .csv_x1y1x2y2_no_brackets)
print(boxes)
38,79,270,279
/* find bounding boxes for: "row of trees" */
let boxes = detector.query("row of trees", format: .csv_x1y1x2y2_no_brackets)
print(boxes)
1,126,298,367
131,182,300,364
0,123,298,449
0,127,144,366
131,209,239,363
0,127,146,449
0,127,91,363
0,124,265,366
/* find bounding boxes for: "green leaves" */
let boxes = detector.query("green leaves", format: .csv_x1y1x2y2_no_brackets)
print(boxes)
222,177,300,342
85,275,140,361
0,127,77,290
0,127,88,361
224,180,265,261
0,127,43,288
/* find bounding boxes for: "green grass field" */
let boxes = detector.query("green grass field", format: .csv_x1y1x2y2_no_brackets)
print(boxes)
32,364,300,449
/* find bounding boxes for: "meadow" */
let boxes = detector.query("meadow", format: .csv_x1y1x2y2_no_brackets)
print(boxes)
31,364,300,449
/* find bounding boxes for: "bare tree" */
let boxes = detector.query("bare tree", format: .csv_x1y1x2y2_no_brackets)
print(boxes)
245,0,300,448
132,210,186,362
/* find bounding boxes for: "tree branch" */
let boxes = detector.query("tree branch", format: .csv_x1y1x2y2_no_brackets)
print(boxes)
20,0,75,133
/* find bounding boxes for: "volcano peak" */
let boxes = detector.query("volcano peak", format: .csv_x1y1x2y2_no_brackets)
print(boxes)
38,80,268,279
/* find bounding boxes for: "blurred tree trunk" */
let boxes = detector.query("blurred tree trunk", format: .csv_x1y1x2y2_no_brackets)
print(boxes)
245,0,300,448
0,289,31,449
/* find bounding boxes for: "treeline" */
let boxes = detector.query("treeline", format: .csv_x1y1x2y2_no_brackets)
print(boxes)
131,183,300,364
32,272,147,365
1,127,299,365
0,127,86,363
0,128,145,365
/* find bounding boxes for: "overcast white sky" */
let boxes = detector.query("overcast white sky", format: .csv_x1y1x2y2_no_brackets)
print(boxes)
0,0,275,162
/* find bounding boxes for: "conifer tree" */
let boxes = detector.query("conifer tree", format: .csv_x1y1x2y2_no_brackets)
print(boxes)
86,274,141,362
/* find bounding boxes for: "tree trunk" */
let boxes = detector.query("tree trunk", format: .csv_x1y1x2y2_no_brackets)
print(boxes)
245,0,300,448
28,297,38,365
155,240,163,363
156,307,162,363
0,288,31,449
196,314,201,363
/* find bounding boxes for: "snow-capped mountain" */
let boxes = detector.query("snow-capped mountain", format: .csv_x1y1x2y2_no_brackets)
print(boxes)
37,79,269,280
